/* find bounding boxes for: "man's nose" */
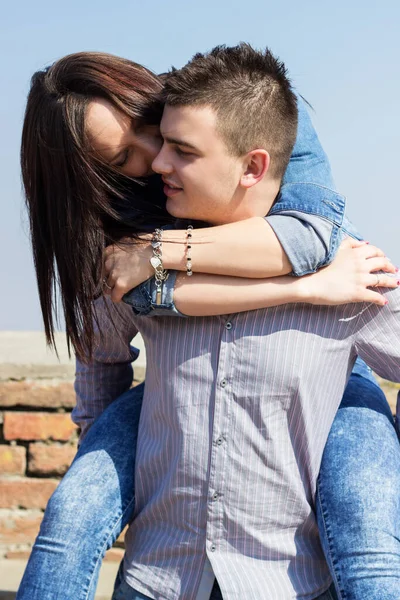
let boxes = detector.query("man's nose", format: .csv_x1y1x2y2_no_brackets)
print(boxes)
152,144,172,175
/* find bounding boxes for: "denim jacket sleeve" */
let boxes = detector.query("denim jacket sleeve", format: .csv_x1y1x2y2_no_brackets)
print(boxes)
266,94,359,276
123,270,187,317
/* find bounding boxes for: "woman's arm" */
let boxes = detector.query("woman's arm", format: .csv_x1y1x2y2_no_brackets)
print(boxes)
173,241,397,316
161,217,291,278
122,240,398,317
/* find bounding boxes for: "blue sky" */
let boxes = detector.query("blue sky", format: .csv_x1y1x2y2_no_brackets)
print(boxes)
1,0,399,330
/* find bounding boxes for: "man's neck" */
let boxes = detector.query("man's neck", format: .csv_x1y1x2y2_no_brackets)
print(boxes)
246,178,281,219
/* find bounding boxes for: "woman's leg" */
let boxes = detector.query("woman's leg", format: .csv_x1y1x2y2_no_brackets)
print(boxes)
316,360,400,599
16,382,144,600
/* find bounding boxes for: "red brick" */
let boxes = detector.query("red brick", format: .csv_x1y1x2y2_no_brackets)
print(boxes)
0,512,43,545
0,477,59,509
0,381,76,409
3,412,77,442
0,445,26,475
28,443,77,476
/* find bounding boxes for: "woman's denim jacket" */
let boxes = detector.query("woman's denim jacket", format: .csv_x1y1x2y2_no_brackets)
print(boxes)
124,95,361,317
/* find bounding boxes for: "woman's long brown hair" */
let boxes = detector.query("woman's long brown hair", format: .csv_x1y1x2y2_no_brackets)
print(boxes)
21,52,170,361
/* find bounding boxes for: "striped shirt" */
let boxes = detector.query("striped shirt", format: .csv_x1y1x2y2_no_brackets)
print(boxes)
74,288,400,599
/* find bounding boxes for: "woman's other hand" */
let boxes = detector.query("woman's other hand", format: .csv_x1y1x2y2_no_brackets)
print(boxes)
302,238,399,307
103,238,153,302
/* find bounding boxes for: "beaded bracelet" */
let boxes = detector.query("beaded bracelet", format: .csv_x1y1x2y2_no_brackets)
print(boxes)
186,225,193,277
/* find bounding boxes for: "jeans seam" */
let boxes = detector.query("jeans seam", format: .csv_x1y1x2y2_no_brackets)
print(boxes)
316,483,345,600
84,494,136,600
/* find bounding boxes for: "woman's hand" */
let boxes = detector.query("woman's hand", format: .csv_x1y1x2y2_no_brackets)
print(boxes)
103,238,153,303
302,238,398,306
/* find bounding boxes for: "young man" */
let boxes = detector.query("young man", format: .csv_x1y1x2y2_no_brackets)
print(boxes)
95,45,400,599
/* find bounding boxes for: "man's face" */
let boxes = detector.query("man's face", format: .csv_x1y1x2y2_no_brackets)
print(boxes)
152,105,247,225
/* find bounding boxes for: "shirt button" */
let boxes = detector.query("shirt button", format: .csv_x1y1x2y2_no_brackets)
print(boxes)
216,436,224,446
210,544,216,552
225,321,232,330
212,492,219,500
220,378,227,388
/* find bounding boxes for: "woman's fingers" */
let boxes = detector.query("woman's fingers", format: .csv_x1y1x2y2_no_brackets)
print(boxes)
362,289,390,307
367,256,397,274
360,243,386,259
102,275,114,296
367,273,399,289
103,244,115,260
344,238,368,249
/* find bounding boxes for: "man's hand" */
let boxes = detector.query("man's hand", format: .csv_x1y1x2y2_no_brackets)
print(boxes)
103,238,153,303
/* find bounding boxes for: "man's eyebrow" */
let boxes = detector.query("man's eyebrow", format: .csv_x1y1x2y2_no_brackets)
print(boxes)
162,135,199,151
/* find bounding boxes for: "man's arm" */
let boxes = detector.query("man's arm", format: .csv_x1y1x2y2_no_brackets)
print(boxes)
72,296,139,443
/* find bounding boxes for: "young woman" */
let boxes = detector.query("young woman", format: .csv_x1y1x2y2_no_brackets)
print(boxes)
17,52,400,600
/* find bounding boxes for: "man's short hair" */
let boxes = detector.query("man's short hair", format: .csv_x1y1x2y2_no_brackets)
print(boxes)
164,43,298,180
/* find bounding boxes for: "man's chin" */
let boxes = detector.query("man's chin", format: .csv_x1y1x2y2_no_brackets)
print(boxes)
166,197,191,219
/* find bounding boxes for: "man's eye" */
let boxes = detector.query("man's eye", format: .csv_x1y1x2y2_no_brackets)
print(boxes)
175,147,192,157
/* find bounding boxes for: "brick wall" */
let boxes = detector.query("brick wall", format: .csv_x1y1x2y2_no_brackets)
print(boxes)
0,380,125,563
0,374,398,565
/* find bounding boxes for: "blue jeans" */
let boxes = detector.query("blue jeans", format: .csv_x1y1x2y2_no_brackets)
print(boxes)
17,368,400,600
16,384,143,600
316,363,400,599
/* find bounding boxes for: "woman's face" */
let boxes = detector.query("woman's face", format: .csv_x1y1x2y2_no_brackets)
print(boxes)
86,98,162,177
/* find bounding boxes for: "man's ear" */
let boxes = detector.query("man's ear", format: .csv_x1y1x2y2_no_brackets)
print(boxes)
240,150,270,189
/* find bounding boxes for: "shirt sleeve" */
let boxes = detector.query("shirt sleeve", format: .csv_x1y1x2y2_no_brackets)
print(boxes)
268,94,351,276
72,296,140,443
353,286,400,384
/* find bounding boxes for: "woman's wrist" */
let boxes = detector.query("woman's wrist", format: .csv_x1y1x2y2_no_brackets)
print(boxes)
162,230,189,271
290,275,315,304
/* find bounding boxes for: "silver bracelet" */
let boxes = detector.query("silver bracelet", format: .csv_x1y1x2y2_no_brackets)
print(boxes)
150,228,169,305
186,225,193,277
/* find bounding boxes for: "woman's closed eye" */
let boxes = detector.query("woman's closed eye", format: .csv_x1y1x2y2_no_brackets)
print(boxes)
113,149,130,168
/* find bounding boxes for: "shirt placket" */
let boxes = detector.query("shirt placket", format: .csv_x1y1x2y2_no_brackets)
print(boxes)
205,316,237,558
